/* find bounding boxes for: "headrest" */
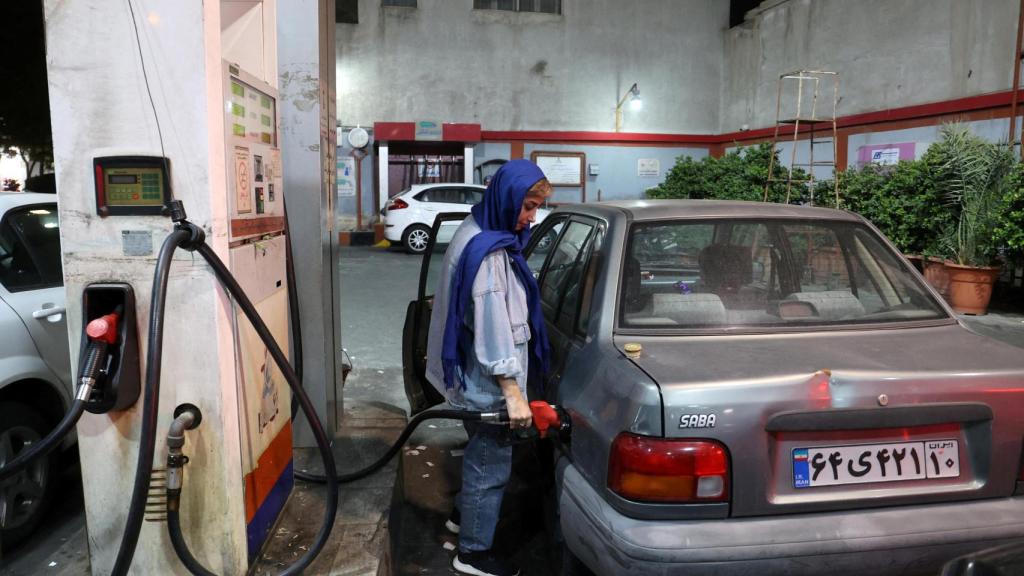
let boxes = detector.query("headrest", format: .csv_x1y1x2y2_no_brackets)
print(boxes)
698,244,752,291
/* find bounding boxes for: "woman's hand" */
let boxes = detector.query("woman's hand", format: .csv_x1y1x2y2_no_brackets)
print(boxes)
497,377,533,429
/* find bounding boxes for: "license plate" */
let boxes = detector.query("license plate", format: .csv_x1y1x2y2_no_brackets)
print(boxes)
793,440,960,488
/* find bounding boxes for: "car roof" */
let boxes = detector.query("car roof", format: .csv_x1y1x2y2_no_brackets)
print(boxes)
553,199,863,222
0,192,58,212
406,182,485,193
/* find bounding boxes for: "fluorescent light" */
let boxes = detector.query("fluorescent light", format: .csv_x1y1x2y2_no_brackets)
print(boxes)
29,209,51,215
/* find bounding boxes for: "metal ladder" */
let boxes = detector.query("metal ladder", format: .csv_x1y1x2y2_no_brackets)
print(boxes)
763,70,840,206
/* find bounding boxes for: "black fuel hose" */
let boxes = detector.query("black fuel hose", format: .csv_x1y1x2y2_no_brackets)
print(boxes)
0,337,108,481
294,408,508,484
172,240,338,576
111,227,191,576
166,508,216,576
283,200,303,422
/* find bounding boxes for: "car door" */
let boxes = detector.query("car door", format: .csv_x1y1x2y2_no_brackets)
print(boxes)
0,203,70,387
529,215,603,402
402,212,468,414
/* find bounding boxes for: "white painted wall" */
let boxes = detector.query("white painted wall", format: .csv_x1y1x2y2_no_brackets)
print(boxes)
44,0,248,573
722,0,1019,132
336,0,729,133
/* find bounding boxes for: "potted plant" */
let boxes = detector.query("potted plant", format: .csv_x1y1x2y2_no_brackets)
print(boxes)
933,125,1015,315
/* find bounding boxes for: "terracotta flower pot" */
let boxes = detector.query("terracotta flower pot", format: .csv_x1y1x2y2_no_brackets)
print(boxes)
904,254,924,273
922,257,951,301
943,262,1000,315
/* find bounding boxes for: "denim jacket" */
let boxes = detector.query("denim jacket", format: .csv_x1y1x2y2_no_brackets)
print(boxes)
425,216,531,411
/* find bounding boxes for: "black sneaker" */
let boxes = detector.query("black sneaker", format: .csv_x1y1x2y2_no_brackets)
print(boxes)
445,508,460,534
452,550,520,576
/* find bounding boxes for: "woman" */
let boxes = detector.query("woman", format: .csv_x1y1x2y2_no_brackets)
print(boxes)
425,159,552,576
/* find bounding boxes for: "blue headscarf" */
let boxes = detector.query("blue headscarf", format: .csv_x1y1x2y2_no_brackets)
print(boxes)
442,160,551,391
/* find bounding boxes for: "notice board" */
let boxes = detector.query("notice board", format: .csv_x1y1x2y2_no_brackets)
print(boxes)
531,152,586,187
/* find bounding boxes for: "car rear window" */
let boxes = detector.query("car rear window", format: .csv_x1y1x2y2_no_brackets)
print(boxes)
619,218,948,330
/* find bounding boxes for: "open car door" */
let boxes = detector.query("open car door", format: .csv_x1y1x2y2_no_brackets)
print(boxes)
402,212,468,415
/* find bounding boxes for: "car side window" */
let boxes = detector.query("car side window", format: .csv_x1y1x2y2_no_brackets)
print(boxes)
574,228,603,336
0,205,63,292
526,216,567,273
539,220,595,329
431,188,454,203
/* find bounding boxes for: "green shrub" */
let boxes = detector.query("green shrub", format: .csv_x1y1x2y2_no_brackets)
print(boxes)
994,163,1024,265
646,143,810,204
837,156,953,256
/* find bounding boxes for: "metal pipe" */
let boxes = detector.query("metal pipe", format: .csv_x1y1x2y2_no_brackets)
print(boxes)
1010,0,1024,154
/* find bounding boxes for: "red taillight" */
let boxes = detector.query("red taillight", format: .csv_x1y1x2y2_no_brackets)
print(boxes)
387,198,409,211
608,434,729,502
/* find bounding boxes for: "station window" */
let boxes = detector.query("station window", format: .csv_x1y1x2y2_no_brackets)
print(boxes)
383,0,417,6
474,0,561,15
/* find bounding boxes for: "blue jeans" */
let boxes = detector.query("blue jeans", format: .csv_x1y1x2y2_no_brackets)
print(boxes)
457,420,513,553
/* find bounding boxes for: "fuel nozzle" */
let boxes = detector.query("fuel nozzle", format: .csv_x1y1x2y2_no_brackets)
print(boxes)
481,402,571,441
528,401,570,439
77,307,122,400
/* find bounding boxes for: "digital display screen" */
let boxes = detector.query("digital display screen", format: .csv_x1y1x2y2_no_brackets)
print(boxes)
103,167,165,206
108,174,138,185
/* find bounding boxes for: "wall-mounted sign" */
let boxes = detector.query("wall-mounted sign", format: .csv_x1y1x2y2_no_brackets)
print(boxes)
337,156,356,197
637,158,660,178
857,142,915,166
415,120,443,141
533,152,585,187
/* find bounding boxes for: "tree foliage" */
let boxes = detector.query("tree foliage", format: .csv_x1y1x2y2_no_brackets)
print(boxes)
0,0,53,176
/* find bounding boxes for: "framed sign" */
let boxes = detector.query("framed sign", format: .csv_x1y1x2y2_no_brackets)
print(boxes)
531,152,585,187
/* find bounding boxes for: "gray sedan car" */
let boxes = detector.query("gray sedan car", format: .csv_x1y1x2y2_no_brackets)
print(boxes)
0,192,70,549
405,200,1024,576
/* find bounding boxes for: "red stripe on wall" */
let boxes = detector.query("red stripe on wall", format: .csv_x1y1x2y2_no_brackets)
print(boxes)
476,89,1024,147
442,123,481,142
482,130,720,144
374,122,416,140
244,421,293,523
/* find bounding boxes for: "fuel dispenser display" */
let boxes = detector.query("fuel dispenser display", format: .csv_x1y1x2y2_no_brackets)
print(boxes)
93,156,172,217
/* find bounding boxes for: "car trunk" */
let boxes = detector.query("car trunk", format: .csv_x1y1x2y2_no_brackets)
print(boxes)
616,323,1024,518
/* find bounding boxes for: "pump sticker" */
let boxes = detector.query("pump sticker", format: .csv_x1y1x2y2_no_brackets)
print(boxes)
235,147,252,214
121,230,153,256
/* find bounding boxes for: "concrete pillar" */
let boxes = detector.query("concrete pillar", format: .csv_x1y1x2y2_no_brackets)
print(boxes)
44,0,301,572
278,0,340,447
464,144,474,184
378,142,390,210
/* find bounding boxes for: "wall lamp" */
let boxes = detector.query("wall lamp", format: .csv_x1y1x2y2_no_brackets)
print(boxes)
615,82,642,132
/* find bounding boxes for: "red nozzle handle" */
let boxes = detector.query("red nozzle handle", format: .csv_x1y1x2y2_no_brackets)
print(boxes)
529,401,561,439
86,312,120,345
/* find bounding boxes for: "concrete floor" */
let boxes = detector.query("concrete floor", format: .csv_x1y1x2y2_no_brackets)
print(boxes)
3,246,1024,576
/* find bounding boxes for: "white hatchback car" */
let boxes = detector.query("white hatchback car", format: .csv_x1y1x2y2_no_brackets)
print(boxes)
382,182,550,253
0,192,71,549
